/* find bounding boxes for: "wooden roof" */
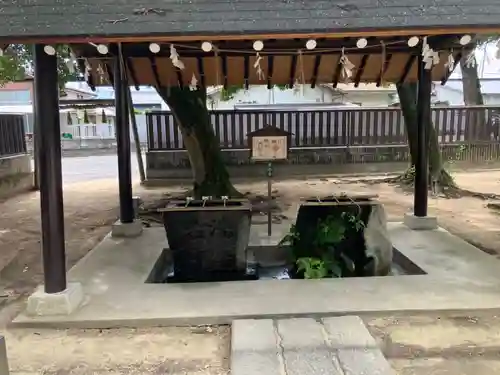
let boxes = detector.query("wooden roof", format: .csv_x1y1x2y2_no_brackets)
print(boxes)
0,0,500,42
75,34,472,88
3,1,494,88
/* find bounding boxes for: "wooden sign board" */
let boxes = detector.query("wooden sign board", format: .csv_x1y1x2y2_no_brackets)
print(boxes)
251,135,288,161
248,126,291,162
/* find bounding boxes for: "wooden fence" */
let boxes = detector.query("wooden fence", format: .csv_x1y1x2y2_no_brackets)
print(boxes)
0,114,27,157
146,105,500,151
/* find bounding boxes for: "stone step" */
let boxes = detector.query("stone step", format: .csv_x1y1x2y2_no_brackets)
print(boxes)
231,316,395,375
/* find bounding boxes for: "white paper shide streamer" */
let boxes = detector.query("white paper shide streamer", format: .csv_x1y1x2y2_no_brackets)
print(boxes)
189,74,198,91
465,51,477,68
339,48,355,81
84,59,92,81
170,44,185,70
254,52,264,80
445,53,455,72
421,37,440,70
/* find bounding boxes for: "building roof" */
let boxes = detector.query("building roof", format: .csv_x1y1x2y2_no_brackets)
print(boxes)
1,0,500,41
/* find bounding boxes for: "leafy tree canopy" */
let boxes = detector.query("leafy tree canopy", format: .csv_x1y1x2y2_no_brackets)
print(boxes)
0,45,78,90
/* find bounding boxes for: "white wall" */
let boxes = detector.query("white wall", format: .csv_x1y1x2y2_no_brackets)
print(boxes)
483,94,500,105
159,85,395,110
341,91,393,107
207,85,336,110
434,86,465,105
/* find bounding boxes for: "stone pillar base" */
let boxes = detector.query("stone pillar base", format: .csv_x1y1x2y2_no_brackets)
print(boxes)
111,220,143,238
403,213,438,230
26,282,84,316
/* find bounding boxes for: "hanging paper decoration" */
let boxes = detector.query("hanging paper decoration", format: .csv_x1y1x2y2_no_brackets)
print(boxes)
292,79,300,95
170,44,185,70
253,52,264,80
66,112,73,125
445,52,455,72
464,51,477,68
66,51,77,74
96,63,105,84
339,48,355,81
83,109,90,123
84,59,92,81
101,109,107,123
421,37,440,70
189,74,198,91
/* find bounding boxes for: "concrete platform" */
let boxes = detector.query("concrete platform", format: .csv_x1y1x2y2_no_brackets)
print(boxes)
231,316,395,375
12,222,500,328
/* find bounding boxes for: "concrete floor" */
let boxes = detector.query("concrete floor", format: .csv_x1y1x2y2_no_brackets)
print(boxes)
12,222,500,328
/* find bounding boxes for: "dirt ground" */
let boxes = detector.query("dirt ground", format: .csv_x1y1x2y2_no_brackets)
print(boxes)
364,312,500,375
2,169,500,373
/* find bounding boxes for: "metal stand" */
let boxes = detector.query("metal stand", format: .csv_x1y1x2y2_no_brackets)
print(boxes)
267,162,273,237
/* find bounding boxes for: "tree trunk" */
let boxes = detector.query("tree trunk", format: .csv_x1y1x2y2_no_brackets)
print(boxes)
396,82,455,187
156,86,238,199
460,57,485,140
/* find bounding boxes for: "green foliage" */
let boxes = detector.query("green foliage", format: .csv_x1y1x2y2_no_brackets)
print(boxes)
296,258,329,279
340,211,365,232
314,215,345,247
219,84,290,102
0,44,78,89
278,223,300,248
220,85,244,101
275,84,289,91
280,206,367,279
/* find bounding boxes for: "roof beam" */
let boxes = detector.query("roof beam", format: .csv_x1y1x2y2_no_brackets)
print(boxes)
148,56,162,88
354,54,369,87
376,54,393,87
126,58,140,91
197,56,206,88
398,54,416,84
176,69,184,88
244,55,250,90
221,53,228,89
332,56,342,88
267,55,274,89
104,62,114,87
310,55,322,88
289,55,297,88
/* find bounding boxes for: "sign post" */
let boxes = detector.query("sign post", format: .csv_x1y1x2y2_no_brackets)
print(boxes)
248,126,291,237
266,161,273,236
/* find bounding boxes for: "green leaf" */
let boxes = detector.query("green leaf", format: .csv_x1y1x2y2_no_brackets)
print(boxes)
0,44,78,90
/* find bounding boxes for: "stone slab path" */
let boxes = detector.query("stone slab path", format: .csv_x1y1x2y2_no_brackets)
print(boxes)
231,316,395,375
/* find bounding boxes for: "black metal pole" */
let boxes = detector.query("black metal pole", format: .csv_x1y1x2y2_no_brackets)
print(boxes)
126,85,146,183
33,44,67,293
114,44,135,223
414,51,432,217
267,162,272,237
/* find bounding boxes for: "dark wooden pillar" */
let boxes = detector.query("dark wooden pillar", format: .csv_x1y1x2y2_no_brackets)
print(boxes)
414,52,432,217
33,44,67,293
114,46,135,223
